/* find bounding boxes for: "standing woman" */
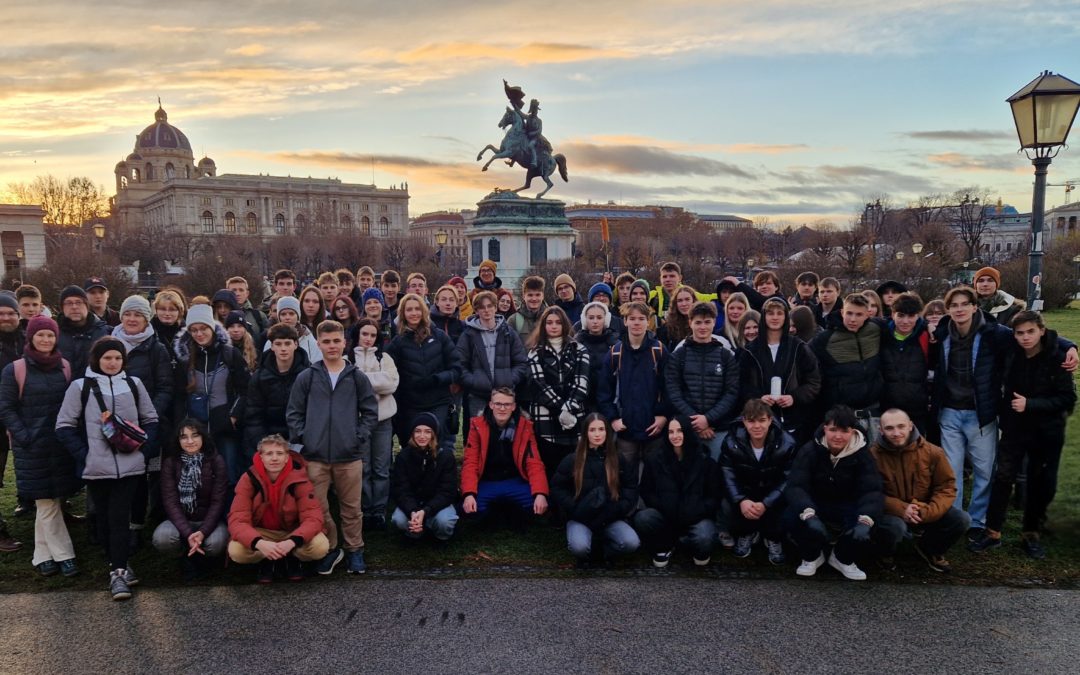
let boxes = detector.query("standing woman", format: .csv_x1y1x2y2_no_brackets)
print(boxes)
353,317,400,530
386,293,462,447
298,285,326,334
496,289,517,320
573,301,618,414
0,317,81,577
112,295,175,545
723,292,750,347
173,305,251,487
331,296,360,338
151,288,187,368
527,306,590,479
56,337,159,600
551,414,640,568
152,419,229,580
657,286,697,350
733,310,761,351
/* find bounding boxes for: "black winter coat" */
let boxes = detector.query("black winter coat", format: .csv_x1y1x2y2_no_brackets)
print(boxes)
244,347,311,452
386,326,461,411
719,420,797,507
160,453,228,539
639,437,718,527
151,317,183,367
1000,329,1077,433
551,448,638,531
740,335,820,437
57,315,110,376
0,357,81,500
456,316,528,400
174,335,250,437
879,319,931,420
390,446,459,518
430,306,465,343
785,429,883,520
810,319,883,413
123,333,175,425
573,328,619,412
665,337,739,429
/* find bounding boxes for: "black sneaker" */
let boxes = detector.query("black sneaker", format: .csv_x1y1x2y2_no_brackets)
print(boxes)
651,550,673,569
58,558,79,577
109,569,132,601
966,527,985,543
1020,535,1047,560
13,503,34,519
36,560,59,577
914,544,952,573
876,556,897,572
284,555,305,582
257,559,276,584
967,533,1002,553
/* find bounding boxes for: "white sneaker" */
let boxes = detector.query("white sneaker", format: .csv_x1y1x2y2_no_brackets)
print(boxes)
717,531,735,549
692,556,711,567
796,553,825,577
828,551,867,581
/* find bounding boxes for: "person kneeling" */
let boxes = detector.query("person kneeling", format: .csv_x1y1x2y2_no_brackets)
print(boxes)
152,420,230,580
390,413,460,542
784,405,883,581
633,415,717,568
719,399,798,565
551,414,640,568
870,409,968,573
227,435,329,584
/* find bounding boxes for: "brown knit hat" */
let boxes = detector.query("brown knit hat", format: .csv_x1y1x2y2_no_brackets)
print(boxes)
974,266,1000,289
479,259,498,274
553,273,576,293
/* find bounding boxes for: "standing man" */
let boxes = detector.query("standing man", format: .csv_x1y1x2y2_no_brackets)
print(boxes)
470,260,502,300
56,285,110,376
380,270,402,323
552,274,584,326
871,409,968,573
84,277,120,327
287,320,379,576
508,276,547,344
813,277,842,328
0,293,24,551
273,269,298,299
227,276,268,344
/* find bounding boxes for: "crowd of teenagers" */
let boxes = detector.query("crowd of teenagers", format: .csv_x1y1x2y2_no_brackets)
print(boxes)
0,258,1074,600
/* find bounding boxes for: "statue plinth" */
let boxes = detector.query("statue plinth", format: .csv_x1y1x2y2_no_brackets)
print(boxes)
465,190,575,291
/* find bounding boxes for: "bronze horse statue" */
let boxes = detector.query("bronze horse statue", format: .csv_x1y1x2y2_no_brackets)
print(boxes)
477,107,568,199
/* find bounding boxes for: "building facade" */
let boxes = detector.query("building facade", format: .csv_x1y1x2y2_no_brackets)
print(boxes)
0,204,47,281
408,210,471,262
113,105,409,241
696,214,753,231
1045,201,1080,247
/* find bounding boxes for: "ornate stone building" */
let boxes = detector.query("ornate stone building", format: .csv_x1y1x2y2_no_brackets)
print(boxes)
112,105,409,241
0,204,47,281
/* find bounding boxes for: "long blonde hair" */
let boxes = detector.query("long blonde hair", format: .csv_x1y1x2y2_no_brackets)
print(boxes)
395,293,432,343
724,292,750,346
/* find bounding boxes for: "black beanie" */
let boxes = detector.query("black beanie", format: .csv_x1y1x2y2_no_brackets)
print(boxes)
0,293,17,313
411,411,441,440
60,285,88,306
90,336,127,374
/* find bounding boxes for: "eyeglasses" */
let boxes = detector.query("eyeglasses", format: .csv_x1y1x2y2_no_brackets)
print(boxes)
490,401,515,409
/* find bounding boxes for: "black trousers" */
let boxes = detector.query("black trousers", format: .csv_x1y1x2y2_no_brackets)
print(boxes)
987,423,1065,533
86,476,141,570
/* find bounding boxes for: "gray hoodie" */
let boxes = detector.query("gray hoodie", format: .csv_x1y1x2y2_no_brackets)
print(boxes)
286,361,379,464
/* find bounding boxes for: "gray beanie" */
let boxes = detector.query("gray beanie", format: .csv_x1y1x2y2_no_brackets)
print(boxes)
185,304,216,330
0,293,17,313
120,295,152,321
277,296,301,316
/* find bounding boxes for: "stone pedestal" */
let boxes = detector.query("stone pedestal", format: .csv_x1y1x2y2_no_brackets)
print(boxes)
465,190,575,292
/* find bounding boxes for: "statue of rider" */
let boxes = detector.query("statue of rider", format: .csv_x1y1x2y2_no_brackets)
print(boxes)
525,99,552,172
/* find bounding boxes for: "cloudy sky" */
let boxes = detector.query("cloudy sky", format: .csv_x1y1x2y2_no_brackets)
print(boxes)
3,0,1080,225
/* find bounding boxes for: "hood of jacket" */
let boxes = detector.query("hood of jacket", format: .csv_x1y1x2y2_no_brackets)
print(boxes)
464,313,506,333
874,425,923,455
174,323,230,363
814,425,867,465
472,274,503,291
211,289,240,311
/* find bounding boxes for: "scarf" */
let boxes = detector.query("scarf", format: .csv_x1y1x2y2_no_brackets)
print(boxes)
253,452,293,531
549,336,564,352
112,324,156,353
178,452,204,514
23,344,63,371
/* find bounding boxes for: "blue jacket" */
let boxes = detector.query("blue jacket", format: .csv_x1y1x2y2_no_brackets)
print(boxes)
597,336,668,441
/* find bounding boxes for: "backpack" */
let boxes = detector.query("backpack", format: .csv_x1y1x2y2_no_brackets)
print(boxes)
609,340,664,376
13,357,72,400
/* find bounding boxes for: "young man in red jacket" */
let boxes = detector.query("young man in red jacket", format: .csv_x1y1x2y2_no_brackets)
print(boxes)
461,387,549,525
227,435,329,583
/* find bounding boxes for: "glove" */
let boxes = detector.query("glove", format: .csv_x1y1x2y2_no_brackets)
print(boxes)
851,522,872,542
558,409,577,430
805,517,829,539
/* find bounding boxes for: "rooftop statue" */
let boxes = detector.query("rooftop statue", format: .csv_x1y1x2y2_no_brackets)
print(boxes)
477,80,569,199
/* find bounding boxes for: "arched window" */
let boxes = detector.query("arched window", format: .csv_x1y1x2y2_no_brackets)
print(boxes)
145,163,154,180
274,213,286,235
201,211,214,233
246,212,258,234
360,216,371,235
120,176,128,189
1070,216,1077,232
341,215,353,231
131,168,141,182
295,214,306,231
165,163,175,179
377,217,389,237
224,212,236,234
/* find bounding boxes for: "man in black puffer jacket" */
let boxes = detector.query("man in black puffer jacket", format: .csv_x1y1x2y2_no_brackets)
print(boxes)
664,302,738,461
719,399,798,564
784,405,883,581
56,285,110,377
879,293,932,433
244,324,310,455
810,292,882,441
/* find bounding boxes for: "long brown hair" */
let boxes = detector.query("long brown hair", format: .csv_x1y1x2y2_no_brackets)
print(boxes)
395,293,431,343
663,285,697,345
528,305,573,350
297,285,326,333
573,413,620,501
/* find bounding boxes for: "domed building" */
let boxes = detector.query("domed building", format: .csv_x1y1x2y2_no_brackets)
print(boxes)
112,104,409,245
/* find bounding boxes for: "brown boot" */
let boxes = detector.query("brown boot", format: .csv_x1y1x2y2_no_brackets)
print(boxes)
0,526,22,553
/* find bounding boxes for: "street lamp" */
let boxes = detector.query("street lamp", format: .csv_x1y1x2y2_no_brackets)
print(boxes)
15,249,23,260
434,228,448,268
895,251,904,261
1008,70,1080,310
911,242,923,255
745,258,756,280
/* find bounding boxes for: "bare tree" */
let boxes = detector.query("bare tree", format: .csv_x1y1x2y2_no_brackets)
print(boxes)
950,188,993,261
836,222,870,279
5,175,109,228
809,222,837,258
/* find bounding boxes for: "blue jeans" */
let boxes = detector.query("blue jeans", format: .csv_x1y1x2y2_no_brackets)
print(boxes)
566,519,640,560
217,434,245,487
391,506,459,541
475,478,535,513
939,408,997,529
360,419,394,519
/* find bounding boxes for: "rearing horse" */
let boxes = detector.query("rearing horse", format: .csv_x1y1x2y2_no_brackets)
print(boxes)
476,108,569,198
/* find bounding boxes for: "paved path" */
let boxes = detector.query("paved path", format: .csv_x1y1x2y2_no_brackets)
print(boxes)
3,578,1077,674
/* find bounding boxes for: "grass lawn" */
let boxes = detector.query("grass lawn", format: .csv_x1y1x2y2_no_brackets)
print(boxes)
2,308,1080,593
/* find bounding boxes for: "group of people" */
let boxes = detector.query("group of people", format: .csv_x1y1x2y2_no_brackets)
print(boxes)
0,257,1072,599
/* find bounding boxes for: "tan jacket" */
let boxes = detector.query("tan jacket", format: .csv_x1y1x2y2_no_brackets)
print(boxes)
870,433,956,523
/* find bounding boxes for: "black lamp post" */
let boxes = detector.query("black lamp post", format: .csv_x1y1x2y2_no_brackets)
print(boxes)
1007,70,1080,310
434,228,448,267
